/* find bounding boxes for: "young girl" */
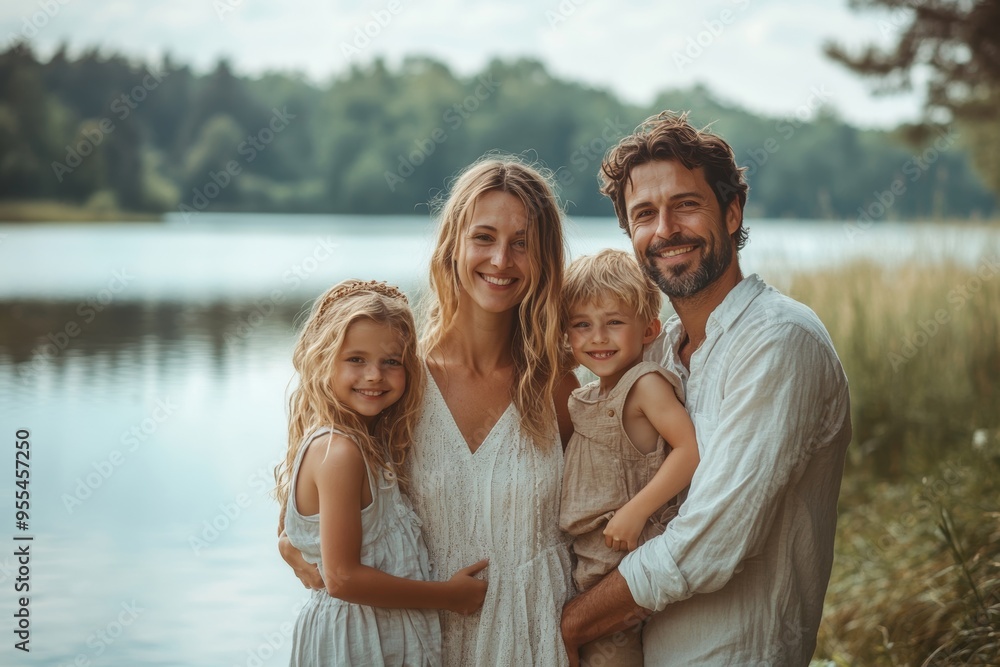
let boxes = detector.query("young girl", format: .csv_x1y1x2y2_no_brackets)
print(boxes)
559,250,700,667
275,279,489,667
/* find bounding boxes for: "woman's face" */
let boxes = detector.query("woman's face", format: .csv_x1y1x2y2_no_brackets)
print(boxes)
455,190,534,315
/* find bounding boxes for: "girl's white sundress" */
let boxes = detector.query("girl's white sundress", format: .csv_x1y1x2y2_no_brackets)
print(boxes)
408,372,573,667
286,427,442,666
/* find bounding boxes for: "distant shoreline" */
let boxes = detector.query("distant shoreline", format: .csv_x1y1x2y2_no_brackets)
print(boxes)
0,200,162,223
2,200,997,226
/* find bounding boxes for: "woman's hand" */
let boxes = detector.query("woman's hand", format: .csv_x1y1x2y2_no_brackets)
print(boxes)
603,506,646,552
278,531,324,590
444,558,489,614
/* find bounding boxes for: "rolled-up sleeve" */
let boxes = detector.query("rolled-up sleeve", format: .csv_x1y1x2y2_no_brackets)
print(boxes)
619,321,847,611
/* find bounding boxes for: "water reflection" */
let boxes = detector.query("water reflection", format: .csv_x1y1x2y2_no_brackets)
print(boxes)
1,299,316,666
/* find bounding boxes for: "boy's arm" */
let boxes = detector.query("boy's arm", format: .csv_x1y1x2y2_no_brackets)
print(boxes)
604,373,699,551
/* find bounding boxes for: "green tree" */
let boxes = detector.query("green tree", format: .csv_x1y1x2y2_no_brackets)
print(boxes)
826,0,1000,195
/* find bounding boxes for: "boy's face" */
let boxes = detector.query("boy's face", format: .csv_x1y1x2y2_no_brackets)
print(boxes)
566,297,659,388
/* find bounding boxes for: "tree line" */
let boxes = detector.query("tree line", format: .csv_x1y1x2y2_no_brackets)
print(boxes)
0,42,995,220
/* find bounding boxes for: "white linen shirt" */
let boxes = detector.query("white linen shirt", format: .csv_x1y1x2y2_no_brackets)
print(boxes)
620,274,852,666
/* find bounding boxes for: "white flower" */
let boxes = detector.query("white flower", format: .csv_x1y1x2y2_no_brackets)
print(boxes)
972,429,989,450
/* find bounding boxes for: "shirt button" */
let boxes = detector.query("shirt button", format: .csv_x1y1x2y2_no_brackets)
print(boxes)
607,409,615,417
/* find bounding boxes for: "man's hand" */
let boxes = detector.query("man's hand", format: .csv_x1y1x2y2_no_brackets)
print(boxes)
278,531,324,590
561,569,652,667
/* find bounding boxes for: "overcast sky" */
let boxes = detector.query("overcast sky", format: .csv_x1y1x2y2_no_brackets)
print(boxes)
2,0,925,128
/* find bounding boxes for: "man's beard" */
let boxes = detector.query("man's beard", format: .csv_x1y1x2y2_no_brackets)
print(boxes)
643,233,734,299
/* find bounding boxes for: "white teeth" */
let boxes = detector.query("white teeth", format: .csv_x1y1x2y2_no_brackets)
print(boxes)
355,389,385,397
660,245,696,258
481,274,515,286
589,351,616,359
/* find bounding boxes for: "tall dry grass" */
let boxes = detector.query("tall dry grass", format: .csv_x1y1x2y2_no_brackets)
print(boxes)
785,250,1000,665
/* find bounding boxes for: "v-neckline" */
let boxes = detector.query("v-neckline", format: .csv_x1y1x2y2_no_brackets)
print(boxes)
425,361,513,456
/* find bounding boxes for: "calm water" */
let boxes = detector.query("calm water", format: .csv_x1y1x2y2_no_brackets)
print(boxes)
0,214,996,666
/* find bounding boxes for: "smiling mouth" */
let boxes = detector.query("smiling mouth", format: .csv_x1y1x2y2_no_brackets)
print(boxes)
354,389,387,397
657,245,698,258
587,351,617,360
479,273,516,286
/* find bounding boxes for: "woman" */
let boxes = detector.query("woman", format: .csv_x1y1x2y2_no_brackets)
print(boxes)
280,157,578,666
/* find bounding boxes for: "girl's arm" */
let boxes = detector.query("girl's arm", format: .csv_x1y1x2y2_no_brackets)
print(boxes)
604,373,700,552
317,433,488,614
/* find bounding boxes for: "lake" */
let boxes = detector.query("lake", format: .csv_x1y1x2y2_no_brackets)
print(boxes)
0,214,997,666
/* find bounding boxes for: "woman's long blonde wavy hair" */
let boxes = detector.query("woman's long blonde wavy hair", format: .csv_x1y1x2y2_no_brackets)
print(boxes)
422,157,568,447
275,281,425,517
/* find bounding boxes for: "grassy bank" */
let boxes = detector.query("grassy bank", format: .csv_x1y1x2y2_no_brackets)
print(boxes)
786,254,1000,665
0,199,161,222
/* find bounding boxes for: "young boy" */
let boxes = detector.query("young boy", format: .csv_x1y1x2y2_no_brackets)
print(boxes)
559,249,700,666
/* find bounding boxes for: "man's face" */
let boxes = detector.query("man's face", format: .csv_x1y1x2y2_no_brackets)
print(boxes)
624,160,740,299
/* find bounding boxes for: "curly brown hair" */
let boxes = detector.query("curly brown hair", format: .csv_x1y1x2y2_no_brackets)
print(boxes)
599,110,750,250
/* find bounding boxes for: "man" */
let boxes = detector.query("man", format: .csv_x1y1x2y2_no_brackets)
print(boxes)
561,111,852,666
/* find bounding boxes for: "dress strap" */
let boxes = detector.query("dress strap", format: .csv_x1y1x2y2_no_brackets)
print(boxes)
607,361,686,413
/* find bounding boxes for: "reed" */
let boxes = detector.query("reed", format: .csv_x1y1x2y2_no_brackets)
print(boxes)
784,253,1000,665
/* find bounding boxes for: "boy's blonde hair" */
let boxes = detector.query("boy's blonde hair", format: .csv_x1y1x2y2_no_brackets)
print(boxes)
563,249,662,325
275,280,424,518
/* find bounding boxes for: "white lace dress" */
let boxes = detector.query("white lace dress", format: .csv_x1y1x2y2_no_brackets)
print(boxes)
408,374,573,667
286,427,442,666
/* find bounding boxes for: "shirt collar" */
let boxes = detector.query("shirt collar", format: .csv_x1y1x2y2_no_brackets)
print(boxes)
706,273,767,334
663,273,767,356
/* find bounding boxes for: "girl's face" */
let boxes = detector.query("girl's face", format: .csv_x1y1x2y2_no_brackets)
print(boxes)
455,190,534,315
331,319,407,425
